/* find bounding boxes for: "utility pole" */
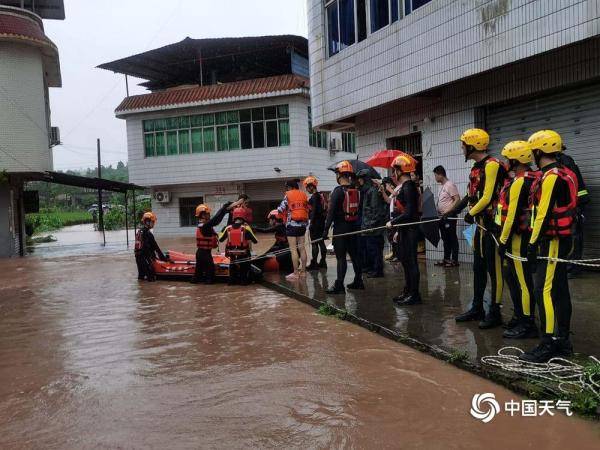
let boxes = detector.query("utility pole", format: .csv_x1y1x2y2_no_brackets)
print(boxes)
97,138,105,246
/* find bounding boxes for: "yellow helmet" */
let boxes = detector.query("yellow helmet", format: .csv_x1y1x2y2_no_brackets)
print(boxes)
501,141,533,164
195,204,211,217
528,130,562,154
460,128,490,151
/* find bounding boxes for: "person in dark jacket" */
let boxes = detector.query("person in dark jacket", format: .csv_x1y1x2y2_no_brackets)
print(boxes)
323,160,363,294
387,154,422,305
191,200,242,284
304,176,328,270
557,149,590,278
357,169,388,278
254,209,293,274
134,212,166,282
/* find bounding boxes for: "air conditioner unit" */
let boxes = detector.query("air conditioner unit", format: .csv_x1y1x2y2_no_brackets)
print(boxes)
50,127,61,147
154,191,171,203
329,138,342,152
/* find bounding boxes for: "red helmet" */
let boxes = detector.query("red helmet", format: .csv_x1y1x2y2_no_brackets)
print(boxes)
141,212,157,223
335,160,354,175
267,209,283,221
303,176,318,188
232,207,247,221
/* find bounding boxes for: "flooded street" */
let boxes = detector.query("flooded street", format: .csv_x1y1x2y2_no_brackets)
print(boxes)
0,230,597,448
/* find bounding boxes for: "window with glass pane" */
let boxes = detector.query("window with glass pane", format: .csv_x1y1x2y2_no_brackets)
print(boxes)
180,197,203,227
191,129,203,153
405,0,431,14
144,133,155,157
240,109,252,122
266,121,278,147
203,113,215,126
264,106,277,120
343,132,357,153
253,122,265,148
278,120,290,146
179,116,190,128
155,119,167,132
240,123,252,149
339,0,355,49
326,1,340,56
203,128,215,151
228,125,240,150
227,111,239,124
371,0,390,32
216,112,228,125
143,120,154,132
217,126,228,151
277,105,289,118
178,130,190,154
391,0,399,22
167,117,179,130
155,132,166,156
251,108,264,121
191,115,203,127
167,131,178,155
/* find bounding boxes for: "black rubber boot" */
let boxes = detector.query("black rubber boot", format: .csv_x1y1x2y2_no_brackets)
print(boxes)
455,304,485,322
347,279,365,290
479,305,503,329
326,281,345,295
503,315,521,330
367,272,384,278
306,261,319,271
519,337,556,363
319,259,327,269
554,335,573,357
503,319,538,339
395,294,422,306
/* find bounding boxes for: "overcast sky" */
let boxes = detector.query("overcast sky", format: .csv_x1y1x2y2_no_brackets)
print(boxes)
45,0,308,171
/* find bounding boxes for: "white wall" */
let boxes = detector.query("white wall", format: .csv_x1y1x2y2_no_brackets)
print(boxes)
0,43,52,172
308,0,600,128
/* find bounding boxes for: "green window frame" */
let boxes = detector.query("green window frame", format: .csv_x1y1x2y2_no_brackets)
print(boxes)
308,107,328,149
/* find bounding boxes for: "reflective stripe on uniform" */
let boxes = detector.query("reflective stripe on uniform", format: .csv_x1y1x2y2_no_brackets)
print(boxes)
511,234,531,316
542,238,559,334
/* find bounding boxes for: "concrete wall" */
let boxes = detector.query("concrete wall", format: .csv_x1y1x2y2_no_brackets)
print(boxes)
0,43,52,172
353,38,600,261
308,0,600,127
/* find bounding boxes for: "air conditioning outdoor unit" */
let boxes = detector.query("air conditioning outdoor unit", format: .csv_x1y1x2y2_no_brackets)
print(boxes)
329,138,342,152
154,191,171,203
50,127,61,147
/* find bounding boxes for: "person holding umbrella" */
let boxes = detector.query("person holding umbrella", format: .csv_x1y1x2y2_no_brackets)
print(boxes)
387,154,422,305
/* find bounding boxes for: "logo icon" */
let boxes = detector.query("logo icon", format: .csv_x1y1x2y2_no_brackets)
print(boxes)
470,393,500,423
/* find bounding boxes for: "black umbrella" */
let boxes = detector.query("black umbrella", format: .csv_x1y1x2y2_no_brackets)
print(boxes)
419,187,440,247
328,159,381,179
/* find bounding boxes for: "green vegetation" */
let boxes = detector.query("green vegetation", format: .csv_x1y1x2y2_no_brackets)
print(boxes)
447,349,470,363
26,210,93,235
102,197,152,231
317,304,337,316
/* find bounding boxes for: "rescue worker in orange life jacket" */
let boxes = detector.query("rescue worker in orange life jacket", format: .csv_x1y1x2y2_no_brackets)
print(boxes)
495,141,540,339
304,176,328,271
520,130,579,363
219,208,258,285
387,154,422,305
190,199,242,284
134,212,166,282
253,209,293,274
322,160,363,294
451,128,507,328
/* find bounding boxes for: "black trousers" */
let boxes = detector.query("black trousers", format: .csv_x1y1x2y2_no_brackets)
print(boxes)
365,234,385,276
309,225,327,263
535,237,573,338
568,211,584,274
504,233,535,319
228,251,252,285
194,248,215,282
259,242,293,274
439,217,459,262
332,233,362,284
396,227,420,296
135,252,156,280
472,226,503,309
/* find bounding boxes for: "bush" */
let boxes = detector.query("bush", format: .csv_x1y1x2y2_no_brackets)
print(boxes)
25,210,93,235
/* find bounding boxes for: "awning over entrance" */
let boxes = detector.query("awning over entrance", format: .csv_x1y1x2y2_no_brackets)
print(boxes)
10,171,146,193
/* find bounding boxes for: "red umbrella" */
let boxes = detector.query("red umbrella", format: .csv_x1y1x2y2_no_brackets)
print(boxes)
365,149,404,168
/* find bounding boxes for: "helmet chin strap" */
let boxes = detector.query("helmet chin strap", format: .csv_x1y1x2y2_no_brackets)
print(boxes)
464,146,475,162
533,150,542,168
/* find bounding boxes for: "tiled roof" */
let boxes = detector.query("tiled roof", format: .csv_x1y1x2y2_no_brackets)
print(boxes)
0,10,56,50
115,74,309,114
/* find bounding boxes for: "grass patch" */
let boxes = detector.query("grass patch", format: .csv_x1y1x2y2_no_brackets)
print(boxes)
447,349,470,364
27,210,93,234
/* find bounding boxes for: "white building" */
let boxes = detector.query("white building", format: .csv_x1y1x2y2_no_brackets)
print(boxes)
102,36,356,235
0,0,64,257
308,0,600,260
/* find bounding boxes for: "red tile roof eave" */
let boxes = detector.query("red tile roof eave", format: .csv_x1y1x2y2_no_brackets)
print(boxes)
115,87,309,117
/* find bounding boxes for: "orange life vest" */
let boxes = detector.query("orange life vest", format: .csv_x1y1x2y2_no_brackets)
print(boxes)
496,171,541,233
343,188,360,222
286,189,309,222
467,156,507,218
226,225,250,255
196,226,218,250
530,166,578,237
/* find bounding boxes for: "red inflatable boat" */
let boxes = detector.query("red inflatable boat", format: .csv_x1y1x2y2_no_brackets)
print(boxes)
153,250,271,280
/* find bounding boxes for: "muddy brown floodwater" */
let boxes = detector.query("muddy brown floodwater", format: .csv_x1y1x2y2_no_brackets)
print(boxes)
0,247,599,448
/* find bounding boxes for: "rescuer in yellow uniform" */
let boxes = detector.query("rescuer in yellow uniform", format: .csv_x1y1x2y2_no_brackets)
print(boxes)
521,130,579,363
